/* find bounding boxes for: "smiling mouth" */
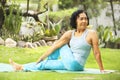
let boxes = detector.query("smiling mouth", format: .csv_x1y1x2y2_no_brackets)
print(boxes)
81,24,87,26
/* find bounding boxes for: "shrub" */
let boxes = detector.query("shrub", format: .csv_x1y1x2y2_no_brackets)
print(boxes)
49,8,77,31
2,3,22,41
97,25,120,49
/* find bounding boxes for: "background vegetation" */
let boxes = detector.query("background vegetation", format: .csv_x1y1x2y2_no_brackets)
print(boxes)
1,0,120,48
0,0,120,79
0,0,119,48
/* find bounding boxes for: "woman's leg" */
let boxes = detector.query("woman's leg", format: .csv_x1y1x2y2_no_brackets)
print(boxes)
37,44,83,71
23,48,66,71
47,48,60,60
40,48,66,70
9,59,23,70
9,48,64,71
59,44,83,71
10,44,83,71
36,48,65,70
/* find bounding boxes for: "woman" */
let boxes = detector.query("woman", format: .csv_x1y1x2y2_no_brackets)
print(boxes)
9,9,104,72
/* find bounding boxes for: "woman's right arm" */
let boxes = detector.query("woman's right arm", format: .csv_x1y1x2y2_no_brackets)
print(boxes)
36,30,72,64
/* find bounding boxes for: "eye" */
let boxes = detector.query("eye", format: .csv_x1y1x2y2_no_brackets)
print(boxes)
79,17,87,20
79,18,83,20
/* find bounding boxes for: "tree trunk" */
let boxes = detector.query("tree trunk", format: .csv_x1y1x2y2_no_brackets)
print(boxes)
27,0,29,14
0,7,4,31
109,0,117,35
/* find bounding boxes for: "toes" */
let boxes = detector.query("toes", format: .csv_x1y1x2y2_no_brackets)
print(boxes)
9,58,13,64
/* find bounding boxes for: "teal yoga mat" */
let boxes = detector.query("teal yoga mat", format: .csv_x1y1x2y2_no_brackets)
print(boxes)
54,69,115,74
0,63,14,72
0,63,115,74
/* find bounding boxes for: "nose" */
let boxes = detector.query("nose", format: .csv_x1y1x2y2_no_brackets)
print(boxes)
83,19,86,22
82,19,86,23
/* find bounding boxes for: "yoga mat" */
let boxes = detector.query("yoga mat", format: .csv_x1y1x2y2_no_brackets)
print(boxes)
0,63,14,72
54,69,115,74
0,63,116,74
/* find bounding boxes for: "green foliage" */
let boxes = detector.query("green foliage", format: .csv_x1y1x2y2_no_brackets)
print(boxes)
3,4,22,34
1,3,22,41
34,0,58,11
49,8,77,21
58,0,74,9
85,0,107,18
21,32,44,42
1,27,20,41
19,18,62,42
106,11,112,17
20,22,45,42
58,0,107,18
44,19,62,37
115,18,120,30
49,8,77,30
97,25,120,48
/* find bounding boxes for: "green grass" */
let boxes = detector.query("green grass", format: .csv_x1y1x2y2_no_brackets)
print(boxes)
0,45,120,80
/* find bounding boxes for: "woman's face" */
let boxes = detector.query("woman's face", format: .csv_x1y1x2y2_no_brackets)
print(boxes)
76,12,88,30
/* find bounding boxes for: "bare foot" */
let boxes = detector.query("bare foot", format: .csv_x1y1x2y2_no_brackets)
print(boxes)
9,58,23,71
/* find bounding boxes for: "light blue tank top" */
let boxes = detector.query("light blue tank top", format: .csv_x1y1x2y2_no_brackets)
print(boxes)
69,29,91,66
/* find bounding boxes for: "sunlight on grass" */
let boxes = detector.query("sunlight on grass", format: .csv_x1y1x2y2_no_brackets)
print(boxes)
0,46,49,63
0,45,120,80
86,48,120,70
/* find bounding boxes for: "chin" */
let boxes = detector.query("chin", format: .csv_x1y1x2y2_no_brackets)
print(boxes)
77,26,87,30
80,27,87,30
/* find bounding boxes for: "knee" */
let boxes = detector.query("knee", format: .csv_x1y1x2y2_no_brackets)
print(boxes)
66,60,83,71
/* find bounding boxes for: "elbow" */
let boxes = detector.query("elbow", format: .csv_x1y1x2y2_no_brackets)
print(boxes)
52,43,61,50
94,51,101,58
94,52,101,59
96,53,101,59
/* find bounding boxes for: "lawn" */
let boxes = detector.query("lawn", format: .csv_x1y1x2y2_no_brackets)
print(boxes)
0,45,120,80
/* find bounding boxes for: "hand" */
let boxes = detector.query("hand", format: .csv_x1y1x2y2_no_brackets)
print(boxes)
100,70,111,74
100,70,105,74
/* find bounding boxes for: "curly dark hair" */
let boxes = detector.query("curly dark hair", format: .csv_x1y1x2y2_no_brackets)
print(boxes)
70,10,89,29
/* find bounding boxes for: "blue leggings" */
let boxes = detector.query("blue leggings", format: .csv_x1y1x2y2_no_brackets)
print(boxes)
23,44,83,71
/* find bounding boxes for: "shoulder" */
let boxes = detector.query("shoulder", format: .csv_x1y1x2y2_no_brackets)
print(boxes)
87,29,98,40
60,30,73,40
88,29,97,33
64,30,73,34
63,30,73,36
87,29,98,35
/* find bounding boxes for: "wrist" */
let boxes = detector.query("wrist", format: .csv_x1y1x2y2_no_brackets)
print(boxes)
100,69,105,73
100,69,104,71
100,66,104,71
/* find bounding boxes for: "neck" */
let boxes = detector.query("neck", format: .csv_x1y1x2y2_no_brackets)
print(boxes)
76,29,86,33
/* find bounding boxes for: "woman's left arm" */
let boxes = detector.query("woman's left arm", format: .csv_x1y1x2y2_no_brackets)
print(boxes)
91,30,104,72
